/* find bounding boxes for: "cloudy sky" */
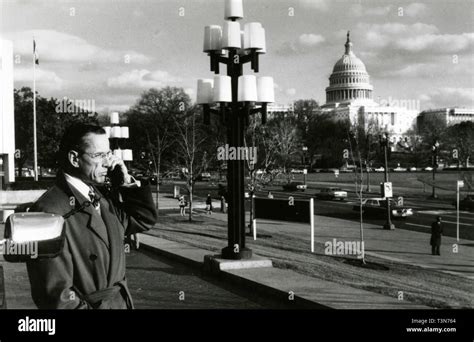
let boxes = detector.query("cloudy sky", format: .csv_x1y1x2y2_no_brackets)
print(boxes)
1,0,473,113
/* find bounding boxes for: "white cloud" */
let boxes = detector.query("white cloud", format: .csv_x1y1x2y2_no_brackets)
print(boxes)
285,88,296,96
381,63,439,78
14,67,63,91
352,23,472,55
404,3,428,18
107,69,182,89
6,30,151,64
395,33,474,54
420,88,474,109
278,33,325,55
298,34,325,47
351,4,392,17
298,0,328,11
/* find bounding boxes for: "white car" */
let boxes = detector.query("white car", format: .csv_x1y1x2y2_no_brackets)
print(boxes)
374,167,385,172
291,169,304,174
316,187,348,201
424,166,433,171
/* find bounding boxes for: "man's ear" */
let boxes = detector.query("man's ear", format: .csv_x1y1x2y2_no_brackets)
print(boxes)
68,150,80,168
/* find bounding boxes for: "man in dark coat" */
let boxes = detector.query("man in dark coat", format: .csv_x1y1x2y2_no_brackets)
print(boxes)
26,124,157,309
430,216,443,256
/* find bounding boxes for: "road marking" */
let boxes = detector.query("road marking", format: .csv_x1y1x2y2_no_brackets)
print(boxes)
406,223,430,229
443,220,473,227
440,215,474,222
406,221,472,228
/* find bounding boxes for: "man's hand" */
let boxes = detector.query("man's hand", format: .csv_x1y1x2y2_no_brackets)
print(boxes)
108,155,132,184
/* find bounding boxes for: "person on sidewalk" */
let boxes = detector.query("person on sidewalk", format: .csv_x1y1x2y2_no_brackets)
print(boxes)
26,123,157,309
220,195,226,213
206,194,213,215
178,195,187,216
267,191,274,199
430,216,443,256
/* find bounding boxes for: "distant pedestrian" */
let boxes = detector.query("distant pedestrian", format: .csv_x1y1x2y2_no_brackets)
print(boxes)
178,195,187,216
430,216,443,255
206,194,213,215
220,196,226,213
267,191,274,199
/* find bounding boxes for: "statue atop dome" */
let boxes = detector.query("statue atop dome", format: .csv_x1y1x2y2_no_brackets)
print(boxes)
345,30,353,55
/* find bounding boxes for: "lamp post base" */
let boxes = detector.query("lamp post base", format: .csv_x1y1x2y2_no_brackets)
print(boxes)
221,246,253,260
383,223,395,230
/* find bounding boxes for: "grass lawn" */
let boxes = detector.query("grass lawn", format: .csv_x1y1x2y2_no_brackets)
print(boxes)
148,212,473,309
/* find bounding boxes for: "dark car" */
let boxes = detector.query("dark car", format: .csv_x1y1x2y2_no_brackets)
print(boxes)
353,198,414,218
453,195,474,211
282,181,307,192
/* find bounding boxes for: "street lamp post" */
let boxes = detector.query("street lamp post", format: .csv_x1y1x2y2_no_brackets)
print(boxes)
197,0,274,260
431,140,440,199
302,146,308,185
380,133,395,230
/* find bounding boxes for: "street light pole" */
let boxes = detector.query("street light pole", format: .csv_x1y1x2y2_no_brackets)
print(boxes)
302,146,308,185
431,140,439,199
198,1,273,260
381,133,395,230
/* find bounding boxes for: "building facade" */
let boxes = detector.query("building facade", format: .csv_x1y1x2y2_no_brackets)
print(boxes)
417,107,474,131
0,39,15,186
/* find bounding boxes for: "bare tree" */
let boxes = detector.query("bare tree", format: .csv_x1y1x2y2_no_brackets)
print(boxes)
125,87,190,213
346,127,366,264
172,107,210,222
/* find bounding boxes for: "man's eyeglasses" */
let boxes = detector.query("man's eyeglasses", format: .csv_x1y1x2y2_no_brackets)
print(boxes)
81,150,113,161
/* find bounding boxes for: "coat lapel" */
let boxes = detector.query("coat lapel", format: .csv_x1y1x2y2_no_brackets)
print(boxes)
58,173,110,248
98,196,124,285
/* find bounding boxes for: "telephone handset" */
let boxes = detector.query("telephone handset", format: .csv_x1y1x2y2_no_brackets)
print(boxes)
106,165,125,187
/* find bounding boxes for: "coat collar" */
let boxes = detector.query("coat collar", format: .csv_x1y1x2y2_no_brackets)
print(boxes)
56,171,110,248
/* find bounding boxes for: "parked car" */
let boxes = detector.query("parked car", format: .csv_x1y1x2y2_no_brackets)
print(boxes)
393,167,407,172
409,167,417,172
197,172,211,181
316,187,347,201
291,169,304,174
374,166,385,172
353,198,414,218
424,166,433,171
452,195,474,211
282,181,307,191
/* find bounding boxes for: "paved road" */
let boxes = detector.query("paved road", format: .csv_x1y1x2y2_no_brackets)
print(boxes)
251,188,474,241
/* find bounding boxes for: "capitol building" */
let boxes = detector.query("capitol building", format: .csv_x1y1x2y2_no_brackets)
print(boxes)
320,32,419,144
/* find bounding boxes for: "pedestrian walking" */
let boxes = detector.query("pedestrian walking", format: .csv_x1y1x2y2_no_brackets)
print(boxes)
206,194,213,215
430,216,443,255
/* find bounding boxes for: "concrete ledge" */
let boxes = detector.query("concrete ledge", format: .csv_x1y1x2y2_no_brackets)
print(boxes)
203,254,273,273
138,234,210,269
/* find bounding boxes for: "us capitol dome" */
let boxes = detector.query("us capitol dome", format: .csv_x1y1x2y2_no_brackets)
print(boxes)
323,31,376,107
320,31,419,143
